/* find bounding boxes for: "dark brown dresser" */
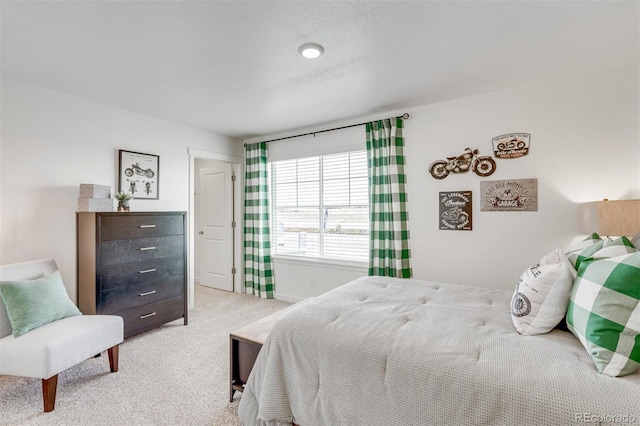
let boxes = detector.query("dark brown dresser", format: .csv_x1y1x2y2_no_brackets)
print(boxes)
77,211,188,337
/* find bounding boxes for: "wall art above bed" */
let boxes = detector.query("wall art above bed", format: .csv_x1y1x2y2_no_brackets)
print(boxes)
492,133,531,159
480,178,538,212
429,148,496,179
439,191,472,230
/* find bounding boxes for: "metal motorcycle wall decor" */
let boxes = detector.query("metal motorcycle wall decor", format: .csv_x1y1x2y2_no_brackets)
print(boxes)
429,148,496,180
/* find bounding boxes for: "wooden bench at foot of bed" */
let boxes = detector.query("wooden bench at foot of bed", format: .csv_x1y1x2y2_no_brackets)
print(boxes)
229,305,296,402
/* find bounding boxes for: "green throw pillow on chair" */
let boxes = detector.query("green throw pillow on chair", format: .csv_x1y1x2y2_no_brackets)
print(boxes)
0,270,82,337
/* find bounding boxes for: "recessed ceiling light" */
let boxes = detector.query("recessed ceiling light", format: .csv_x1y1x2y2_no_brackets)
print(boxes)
298,43,324,59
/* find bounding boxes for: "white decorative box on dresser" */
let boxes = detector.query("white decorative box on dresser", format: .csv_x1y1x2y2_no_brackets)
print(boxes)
77,211,188,337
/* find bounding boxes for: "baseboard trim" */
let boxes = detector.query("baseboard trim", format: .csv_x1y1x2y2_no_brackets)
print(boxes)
273,292,305,303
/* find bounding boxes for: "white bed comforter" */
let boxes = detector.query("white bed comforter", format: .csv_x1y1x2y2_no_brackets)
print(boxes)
238,276,640,426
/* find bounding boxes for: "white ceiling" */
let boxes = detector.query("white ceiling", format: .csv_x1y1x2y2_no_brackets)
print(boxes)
1,1,638,140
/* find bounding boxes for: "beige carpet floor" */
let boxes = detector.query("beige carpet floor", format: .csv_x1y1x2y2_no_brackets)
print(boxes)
0,285,291,425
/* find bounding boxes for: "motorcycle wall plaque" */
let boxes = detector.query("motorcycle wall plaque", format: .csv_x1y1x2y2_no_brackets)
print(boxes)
492,133,530,159
439,191,472,231
429,148,496,180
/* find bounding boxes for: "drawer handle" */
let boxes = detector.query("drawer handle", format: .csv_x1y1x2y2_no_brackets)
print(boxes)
139,246,156,251
139,225,156,228
140,312,157,319
139,290,157,297
139,268,156,274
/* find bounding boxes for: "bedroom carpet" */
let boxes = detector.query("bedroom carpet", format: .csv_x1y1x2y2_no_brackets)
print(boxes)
0,285,291,425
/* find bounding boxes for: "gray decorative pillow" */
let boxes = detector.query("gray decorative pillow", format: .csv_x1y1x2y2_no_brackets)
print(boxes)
0,270,82,337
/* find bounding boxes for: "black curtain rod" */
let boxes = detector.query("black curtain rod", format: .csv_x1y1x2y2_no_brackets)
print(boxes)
244,113,410,146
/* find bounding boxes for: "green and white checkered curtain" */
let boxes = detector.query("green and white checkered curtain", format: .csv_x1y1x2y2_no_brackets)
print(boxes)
366,117,412,278
243,142,274,299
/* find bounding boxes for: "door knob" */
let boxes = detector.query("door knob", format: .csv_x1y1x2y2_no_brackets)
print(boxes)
198,230,204,235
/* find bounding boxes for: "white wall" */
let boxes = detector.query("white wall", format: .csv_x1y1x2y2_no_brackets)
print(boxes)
404,66,639,290
246,65,640,300
0,78,241,301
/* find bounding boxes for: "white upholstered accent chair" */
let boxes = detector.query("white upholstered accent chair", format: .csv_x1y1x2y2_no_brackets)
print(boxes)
0,259,124,412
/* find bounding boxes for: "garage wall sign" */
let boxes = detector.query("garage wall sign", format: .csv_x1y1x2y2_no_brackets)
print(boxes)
480,178,538,212
492,133,531,159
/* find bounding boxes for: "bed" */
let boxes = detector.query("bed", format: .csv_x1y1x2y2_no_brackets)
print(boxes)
238,275,640,426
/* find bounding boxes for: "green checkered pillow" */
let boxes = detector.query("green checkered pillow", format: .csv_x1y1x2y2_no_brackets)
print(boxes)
565,233,602,271
566,235,636,271
566,252,640,376
592,236,637,259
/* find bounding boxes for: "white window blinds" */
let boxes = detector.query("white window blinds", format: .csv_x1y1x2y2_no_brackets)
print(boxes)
270,151,369,262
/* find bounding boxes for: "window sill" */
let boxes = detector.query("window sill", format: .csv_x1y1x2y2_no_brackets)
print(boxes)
272,255,368,272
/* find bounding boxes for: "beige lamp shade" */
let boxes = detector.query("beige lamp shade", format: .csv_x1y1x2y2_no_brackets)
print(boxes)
595,200,640,237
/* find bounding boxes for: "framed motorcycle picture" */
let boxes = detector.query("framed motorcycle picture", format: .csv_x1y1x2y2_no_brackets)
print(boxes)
118,150,159,200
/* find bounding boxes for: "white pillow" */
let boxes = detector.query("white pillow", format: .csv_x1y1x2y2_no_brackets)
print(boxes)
511,249,575,335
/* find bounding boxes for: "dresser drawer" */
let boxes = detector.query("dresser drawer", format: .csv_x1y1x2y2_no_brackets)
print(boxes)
98,257,184,291
98,258,184,313
101,235,184,265
116,296,185,337
100,280,183,313
100,214,184,241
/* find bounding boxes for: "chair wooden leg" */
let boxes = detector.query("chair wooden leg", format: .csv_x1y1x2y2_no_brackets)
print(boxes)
40,346,118,412
108,345,119,373
42,375,58,412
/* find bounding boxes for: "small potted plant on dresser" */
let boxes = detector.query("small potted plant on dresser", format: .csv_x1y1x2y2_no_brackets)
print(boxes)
114,192,131,212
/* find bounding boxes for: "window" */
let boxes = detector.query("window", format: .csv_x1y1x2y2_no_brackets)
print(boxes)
269,151,369,262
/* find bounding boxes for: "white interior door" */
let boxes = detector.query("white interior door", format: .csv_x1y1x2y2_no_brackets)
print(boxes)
199,163,234,291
